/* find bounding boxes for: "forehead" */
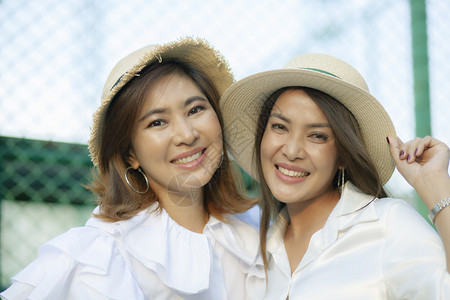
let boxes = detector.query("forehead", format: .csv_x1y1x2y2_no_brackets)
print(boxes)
272,89,328,121
144,73,203,107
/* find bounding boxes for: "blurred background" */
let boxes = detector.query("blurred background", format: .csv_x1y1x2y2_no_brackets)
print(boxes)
1,0,449,290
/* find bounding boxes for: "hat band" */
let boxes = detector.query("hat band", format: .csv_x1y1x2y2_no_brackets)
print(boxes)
111,73,128,91
300,67,340,79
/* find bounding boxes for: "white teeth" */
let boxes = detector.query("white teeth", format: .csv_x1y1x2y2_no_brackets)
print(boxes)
173,151,202,164
278,166,309,177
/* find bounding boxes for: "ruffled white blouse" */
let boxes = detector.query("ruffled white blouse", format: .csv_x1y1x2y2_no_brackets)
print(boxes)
1,204,265,300
262,182,450,299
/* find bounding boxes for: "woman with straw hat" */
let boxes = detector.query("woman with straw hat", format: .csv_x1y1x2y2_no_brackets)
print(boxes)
220,53,450,298
1,37,264,299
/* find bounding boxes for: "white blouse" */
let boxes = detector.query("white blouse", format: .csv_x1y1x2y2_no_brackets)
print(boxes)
1,204,265,300
262,182,450,300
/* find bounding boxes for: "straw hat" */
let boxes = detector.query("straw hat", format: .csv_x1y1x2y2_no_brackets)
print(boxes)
220,53,396,185
89,37,234,166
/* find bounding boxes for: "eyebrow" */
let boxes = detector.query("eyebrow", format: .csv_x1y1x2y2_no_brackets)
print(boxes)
307,123,331,128
270,112,290,123
269,113,330,128
184,96,208,107
139,96,208,122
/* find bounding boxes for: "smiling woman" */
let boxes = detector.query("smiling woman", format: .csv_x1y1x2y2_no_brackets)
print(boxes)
126,67,223,216
95,60,229,224
260,89,340,205
1,37,264,299
220,53,450,299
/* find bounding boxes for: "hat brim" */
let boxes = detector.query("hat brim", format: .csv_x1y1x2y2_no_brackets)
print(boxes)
220,68,395,185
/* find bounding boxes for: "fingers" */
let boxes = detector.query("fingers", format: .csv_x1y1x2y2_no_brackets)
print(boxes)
399,137,421,163
395,136,433,164
389,135,450,166
388,136,450,193
387,135,403,154
387,136,403,164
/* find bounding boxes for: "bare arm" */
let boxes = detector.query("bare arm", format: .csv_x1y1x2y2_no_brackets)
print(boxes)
388,136,450,270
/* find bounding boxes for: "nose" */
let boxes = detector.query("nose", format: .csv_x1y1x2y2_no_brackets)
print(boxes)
173,117,199,146
282,137,305,161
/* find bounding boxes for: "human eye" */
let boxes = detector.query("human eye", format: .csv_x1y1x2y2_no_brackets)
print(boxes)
147,119,166,128
270,123,287,131
188,105,206,116
309,132,329,141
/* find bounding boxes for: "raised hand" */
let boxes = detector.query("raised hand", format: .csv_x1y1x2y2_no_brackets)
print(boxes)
387,136,449,190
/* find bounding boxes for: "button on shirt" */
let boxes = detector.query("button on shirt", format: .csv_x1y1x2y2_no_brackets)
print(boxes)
263,182,450,299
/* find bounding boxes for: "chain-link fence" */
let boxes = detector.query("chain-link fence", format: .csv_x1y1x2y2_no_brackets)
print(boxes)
1,0,449,290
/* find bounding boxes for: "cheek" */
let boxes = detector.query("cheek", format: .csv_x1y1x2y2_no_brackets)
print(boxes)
132,132,167,161
313,145,339,171
203,113,223,141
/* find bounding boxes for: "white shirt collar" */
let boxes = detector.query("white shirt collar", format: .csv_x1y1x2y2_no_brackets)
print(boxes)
87,203,263,294
267,182,379,262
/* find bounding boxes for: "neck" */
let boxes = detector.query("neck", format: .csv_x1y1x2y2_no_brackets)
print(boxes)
157,187,208,233
286,189,340,239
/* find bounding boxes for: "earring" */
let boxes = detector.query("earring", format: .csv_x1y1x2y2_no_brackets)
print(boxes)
125,167,150,194
217,151,224,169
338,168,346,196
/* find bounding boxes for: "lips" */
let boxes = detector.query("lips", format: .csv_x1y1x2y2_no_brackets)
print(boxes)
276,165,310,178
171,148,206,165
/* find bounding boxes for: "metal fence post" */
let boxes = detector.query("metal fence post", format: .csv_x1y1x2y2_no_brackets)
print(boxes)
410,0,432,221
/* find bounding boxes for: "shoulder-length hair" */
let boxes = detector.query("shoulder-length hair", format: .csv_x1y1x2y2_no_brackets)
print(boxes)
88,60,255,222
255,86,387,271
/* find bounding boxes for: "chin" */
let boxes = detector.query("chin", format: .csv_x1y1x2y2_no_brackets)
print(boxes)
271,191,295,204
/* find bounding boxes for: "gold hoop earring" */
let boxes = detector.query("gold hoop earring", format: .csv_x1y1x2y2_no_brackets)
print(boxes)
125,167,149,194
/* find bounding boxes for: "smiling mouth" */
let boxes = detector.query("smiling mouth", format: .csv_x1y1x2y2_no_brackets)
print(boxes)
277,165,310,178
172,149,205,164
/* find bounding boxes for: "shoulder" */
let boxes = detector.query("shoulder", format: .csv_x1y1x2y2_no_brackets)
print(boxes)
3,220,145,299
45,224,115,252
40,224,123,272
370,196,442,252
373,200,448,298
340,183,432,231
373,197,432,229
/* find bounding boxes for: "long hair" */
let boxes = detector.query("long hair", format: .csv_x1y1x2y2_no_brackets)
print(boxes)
255,86,387,271
88,60,255,222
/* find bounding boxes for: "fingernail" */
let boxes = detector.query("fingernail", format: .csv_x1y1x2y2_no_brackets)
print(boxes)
386,137,390,144
407,154,410,161
400,151,404,156
414,149,418,155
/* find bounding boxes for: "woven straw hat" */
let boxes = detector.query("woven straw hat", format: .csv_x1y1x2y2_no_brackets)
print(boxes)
89,37,234,166
220,53,396,185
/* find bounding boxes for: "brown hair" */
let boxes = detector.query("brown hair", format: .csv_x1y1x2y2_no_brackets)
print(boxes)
88,60,255,222
255,86,387,271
